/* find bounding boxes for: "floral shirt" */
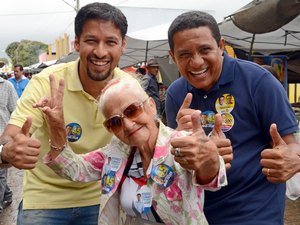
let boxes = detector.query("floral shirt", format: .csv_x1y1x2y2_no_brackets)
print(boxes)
44,122,227,225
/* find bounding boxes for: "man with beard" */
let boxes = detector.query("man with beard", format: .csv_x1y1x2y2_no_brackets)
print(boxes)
0,3,130,225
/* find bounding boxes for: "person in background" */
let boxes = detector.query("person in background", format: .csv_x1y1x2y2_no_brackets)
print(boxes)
165,10,300,225
261,64,280,80
36,75,228,225
142,58,162,116
0,2,130,225
0,75,18,214
8,64,29,97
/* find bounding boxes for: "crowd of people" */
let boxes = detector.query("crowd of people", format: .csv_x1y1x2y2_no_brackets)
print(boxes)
0,2,300,225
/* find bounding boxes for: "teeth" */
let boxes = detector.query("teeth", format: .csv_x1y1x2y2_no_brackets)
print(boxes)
91,60,108,66
190,68,207,75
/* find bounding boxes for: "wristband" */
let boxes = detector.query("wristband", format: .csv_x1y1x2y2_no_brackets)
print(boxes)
49,140,67,152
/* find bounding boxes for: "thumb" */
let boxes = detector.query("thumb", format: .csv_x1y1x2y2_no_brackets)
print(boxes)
21,117,32,137
179,93,192,111
191,110,203,134
210,113,225,139
269,123,285,148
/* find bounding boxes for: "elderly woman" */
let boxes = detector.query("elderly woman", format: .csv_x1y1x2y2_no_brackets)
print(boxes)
37,75,227,225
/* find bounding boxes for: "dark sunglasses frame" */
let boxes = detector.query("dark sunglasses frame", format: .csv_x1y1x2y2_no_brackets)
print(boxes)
104,100,148,133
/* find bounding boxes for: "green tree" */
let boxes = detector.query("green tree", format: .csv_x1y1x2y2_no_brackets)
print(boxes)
5,40,47,66
0,57,9,65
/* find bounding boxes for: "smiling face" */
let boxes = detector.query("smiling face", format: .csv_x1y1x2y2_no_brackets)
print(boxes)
169,26,225,91
102,91,158,147
75,19,126,82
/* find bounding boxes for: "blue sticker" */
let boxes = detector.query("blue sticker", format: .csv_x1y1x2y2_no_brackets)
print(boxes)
150,164,174,188
101,171,116,194
200,110,215,128
66,123,82,142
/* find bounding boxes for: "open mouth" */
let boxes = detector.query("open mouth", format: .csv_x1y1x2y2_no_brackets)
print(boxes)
190,67,208,76
91,60,109,67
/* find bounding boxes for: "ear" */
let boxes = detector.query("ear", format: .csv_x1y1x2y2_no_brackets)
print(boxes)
148,97,157,115
169,50,176,64
121,37,127,54
74,36,80,52
218,37,225,52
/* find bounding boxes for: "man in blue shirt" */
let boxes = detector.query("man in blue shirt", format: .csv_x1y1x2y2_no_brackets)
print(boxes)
8,64,29,97
166,11,300,225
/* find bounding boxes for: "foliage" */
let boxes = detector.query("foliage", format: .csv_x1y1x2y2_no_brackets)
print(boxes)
5,40,47,66
0,57,9,64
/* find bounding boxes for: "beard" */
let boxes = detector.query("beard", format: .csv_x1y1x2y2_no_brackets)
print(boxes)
87,67,112,81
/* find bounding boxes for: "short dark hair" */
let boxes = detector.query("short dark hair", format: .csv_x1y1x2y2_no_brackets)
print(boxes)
75,2,128,39
168,11,221,51
14,64,23,71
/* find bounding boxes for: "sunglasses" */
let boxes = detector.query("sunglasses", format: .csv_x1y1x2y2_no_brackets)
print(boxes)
104,100,147,133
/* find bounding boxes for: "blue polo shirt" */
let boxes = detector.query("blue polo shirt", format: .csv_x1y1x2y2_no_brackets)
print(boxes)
8,77,29,97
166,53,298,225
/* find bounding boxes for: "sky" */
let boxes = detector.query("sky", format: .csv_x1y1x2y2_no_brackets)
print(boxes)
0,0,252,59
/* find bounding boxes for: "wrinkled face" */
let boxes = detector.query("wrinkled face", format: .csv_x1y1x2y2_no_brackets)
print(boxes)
102,92,157,147
169,26,225,91
14,67,23,80
75,19,126,81
147,66,159,76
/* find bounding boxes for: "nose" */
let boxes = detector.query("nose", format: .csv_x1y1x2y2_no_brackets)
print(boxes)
93,42,108,58
190,53,204,68
122,117,135,131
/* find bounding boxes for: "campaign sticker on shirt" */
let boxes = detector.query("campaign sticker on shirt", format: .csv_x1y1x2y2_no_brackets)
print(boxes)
133,186,152,215
200,110,215,128
104,156,122,174
220,112,234,132
66,123,82,142
150,164,174,188
101,171,116,194
215,94,235,113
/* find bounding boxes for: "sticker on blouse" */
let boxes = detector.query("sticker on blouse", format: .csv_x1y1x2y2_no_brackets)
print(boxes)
150,164,174,188
101,171,116,194
66,123,82,142
132,186,152,216
104,156,122,173
215,93,235,113
101,156,122,194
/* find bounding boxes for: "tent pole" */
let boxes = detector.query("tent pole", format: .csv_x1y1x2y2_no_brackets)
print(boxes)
145,41,149,64
249,33,256,60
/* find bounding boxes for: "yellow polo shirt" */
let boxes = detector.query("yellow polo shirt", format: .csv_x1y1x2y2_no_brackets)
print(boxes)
9,60,130,209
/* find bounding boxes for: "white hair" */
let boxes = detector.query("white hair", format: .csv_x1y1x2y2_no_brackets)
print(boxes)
99,76,149,113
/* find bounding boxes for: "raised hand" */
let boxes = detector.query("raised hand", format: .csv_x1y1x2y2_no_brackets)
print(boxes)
171,110,220,184
33,74,67,159
33,74,65,129
2,117,40,169
176,93,197,131
261,123,300,183
210,114,233,170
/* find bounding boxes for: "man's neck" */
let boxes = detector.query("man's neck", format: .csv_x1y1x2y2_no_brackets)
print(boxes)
15,76,23,82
